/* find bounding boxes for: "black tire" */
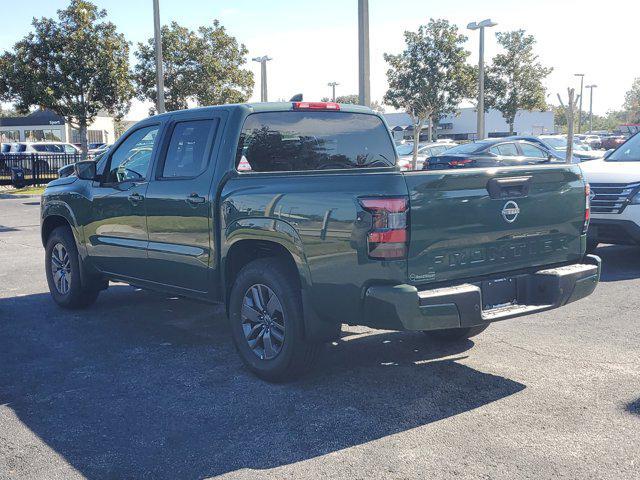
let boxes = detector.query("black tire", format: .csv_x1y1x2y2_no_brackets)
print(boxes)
45,226,100,309
586,237,599,254
424,324,490,342
228,257,321,382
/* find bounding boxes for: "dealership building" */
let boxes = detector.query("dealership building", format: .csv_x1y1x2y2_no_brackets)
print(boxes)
385,107,555,141
0,109,115,145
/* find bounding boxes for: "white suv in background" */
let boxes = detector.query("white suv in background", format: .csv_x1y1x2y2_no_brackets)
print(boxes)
10,142,81,154
580,133,640,251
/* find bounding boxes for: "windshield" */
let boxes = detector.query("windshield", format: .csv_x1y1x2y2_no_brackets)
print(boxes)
396,143,414,155
542,137,589,151
607,133,640,162
542,137,567,149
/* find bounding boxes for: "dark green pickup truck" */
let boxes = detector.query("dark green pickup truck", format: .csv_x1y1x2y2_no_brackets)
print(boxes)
41,102,600,380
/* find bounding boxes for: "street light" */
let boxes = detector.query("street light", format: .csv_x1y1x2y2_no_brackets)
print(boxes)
252,56,273,102
575,73,585,133
152,0,165,114
468,18,498,140
327,82,340,102
586,84,598,134
358,0,370,106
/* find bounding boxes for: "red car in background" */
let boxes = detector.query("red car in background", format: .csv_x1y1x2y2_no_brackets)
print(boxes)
600,134,627,150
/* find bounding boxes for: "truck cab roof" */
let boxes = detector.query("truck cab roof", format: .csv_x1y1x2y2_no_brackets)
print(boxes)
147,102,375,122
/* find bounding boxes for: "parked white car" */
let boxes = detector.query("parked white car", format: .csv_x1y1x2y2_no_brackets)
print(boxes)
541,135,606,161
580,133,640,251
10,142,81,155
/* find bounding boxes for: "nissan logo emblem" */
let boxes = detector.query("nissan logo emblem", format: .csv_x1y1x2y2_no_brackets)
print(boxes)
501,201,520,223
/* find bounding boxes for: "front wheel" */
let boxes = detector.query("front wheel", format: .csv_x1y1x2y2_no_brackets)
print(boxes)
424,324,490,342
45,226,100,309
228,257,321,382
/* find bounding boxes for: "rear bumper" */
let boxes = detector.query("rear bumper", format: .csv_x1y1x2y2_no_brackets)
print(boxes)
589,218,640,245
362,255,601,331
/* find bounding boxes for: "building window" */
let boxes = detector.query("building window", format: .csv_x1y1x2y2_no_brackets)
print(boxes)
24,129,62,142
0,130,20,142
88,130,104,143
72,129,105,144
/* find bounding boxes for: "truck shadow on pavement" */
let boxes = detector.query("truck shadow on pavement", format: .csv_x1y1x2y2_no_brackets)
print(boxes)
596,245,640,282
0,285,525,479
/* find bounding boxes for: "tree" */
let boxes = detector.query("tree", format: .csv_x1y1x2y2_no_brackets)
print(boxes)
0,105,17,117
553,105,624,133
134,20,253,113
0,0,133,156
320,94,385,112
485,30,552,134
623,77,640,123
383,19,473,168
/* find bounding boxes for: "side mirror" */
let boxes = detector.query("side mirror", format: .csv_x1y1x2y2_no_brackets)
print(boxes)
75,160,97,180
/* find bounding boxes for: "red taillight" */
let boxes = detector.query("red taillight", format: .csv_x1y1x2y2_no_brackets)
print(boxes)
359,197,408,260
584,184,591,233
449,158,473,167
292,102,340,111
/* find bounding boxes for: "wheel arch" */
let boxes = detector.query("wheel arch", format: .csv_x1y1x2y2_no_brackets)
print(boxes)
222,218,311,298
41,200,85,255
222,218,340,343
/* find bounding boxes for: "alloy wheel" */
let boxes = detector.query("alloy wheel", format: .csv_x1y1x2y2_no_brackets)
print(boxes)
51,243,71,295
241,284,285,360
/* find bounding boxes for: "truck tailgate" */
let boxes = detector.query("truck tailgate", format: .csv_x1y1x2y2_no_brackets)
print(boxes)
403,165,586,285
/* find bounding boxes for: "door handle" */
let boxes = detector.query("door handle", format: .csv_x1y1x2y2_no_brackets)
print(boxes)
186,193,205,206
128,192,143,204
486,176,532,199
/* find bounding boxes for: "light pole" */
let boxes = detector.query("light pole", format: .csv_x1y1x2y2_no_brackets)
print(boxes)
252,56,272,102
586,84,598,133
468,19,498,140
575,73,585,133
152,0,165,114
328,82,340,102
358,0,370,106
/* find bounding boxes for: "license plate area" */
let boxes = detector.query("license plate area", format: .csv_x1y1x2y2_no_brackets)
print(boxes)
481,277,517,310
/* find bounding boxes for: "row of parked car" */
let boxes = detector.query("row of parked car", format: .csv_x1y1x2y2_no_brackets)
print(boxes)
575,132,629,151
395,134,609,171
0,141,111,155
395,130,640,254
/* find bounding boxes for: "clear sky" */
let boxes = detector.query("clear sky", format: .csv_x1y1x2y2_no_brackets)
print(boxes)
1,0,637,120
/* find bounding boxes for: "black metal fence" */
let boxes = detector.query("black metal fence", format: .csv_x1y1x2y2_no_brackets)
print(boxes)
0,153,93,186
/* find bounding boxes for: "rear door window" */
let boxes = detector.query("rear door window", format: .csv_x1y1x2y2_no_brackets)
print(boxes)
161,119,218,178
495,143,519,157
236,111,396,172
520,143,548,159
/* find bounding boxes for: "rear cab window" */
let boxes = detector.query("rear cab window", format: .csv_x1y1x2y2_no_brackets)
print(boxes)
235,111,396,172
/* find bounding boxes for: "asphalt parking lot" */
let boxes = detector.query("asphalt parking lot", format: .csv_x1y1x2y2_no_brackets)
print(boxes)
0,194,639,480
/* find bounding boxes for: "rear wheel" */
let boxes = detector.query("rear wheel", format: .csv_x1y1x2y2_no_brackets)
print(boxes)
228,257,321,382
424,324,490,342
45,226,101,309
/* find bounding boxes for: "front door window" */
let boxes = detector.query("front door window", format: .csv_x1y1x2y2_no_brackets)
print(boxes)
105,126,158,184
